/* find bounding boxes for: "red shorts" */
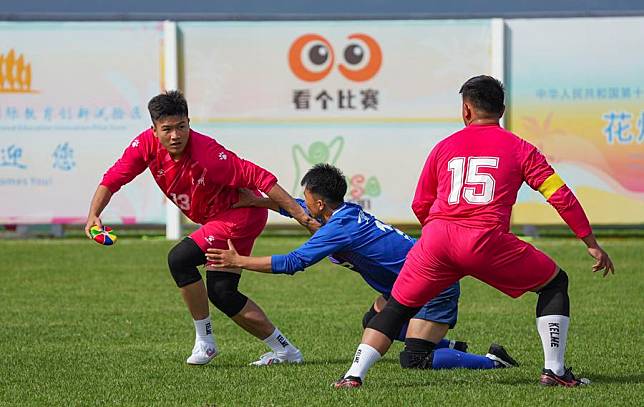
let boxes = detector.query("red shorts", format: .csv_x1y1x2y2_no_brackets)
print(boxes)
190,206,268,263
392,219,557,308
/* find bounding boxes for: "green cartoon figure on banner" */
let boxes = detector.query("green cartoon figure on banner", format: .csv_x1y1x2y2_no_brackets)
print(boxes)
291,136,344,195
364,176,382,197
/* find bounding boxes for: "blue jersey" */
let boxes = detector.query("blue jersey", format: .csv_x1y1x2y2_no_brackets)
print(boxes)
272,201,418,296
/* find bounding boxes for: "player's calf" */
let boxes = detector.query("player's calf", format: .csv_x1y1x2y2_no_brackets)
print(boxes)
536,269,571,378
206,271,248,317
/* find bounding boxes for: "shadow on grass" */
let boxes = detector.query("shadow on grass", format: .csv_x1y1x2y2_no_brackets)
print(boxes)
586,373,644,384
496,372,644,385
296,358,402,367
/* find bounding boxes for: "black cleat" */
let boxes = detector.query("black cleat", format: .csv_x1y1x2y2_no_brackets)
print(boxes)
485,343,519,368
332,375,363,389
540,367,591,387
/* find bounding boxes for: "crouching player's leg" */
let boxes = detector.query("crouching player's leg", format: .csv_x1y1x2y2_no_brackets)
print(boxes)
471,230,590,386
167,237,219,365
205,268,302,366
362,286,517,372
334,232,460,388
534,268,589,386
363,295,468,352
169,208,303,365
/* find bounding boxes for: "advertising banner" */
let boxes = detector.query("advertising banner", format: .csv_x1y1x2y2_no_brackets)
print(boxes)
508,17,644,224
180,20,493,223
0,22,165,224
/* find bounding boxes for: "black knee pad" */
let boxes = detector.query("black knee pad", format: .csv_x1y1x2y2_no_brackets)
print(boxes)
167,238,206,287
400,349,435,369
366,296,421,342
400,337,436,369
206,271,248,317
536,269,570,317
362,304,378,329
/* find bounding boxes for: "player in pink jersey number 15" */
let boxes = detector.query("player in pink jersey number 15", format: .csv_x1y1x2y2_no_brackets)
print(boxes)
334,75,614,389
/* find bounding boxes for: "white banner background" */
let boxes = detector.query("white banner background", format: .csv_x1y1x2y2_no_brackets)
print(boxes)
181,20,493,223
0,22,165,224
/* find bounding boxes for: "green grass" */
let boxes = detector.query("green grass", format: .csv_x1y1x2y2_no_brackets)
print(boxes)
0,236,642,406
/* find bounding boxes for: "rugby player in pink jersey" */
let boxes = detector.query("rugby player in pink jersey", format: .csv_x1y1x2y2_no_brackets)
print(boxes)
85,91,318,366
334,76,614,389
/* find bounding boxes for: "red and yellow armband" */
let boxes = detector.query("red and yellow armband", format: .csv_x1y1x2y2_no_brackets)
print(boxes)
537,173,592,238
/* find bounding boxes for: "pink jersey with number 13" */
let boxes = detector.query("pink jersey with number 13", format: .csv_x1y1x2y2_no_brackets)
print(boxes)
100,128,277,225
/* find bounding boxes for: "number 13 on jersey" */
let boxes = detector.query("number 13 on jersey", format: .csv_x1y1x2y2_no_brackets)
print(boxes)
447,157,499,205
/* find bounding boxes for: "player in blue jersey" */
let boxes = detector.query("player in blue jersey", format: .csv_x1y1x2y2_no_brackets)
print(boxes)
206,164,518,370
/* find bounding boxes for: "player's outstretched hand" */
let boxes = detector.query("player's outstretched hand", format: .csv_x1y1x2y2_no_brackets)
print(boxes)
587,245,615,277
232,188,261,209
206,239,240,269
84,215,103,239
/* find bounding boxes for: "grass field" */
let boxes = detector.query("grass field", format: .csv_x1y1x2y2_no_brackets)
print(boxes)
0,235,642,406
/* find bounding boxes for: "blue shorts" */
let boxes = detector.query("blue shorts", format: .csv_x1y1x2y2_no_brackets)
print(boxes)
385,281,460,329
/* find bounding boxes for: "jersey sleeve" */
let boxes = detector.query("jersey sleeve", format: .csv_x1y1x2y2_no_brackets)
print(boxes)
100,135,150,194
202,142,277,193
278,198,310,218
271,221,351,275
411,148,439,226
521,143,592,238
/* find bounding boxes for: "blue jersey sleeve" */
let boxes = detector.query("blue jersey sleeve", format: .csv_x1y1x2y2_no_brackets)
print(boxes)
278,198,309,218
271,221,351,275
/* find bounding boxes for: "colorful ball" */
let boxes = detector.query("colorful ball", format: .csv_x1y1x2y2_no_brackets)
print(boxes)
90,225,117,246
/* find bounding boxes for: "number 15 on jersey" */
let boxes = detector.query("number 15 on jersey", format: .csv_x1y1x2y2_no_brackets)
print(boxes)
447,157,499,205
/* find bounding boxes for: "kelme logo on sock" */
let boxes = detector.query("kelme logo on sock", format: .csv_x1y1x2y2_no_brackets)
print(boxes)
277,334,290,348
354,349,362,363
548,322,560,347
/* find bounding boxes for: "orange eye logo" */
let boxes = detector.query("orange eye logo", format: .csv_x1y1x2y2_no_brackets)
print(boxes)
288,34,335,82
288,34,382,82
338,34,382,82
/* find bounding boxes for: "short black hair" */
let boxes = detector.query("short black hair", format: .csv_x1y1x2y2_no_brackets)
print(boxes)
459,75,505,116
147,90,189,123
300,163,347,206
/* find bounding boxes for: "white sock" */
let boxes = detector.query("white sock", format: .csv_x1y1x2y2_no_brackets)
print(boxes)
536,315,569,376
193,316,214,343
263,328,297,354
345,344,381,380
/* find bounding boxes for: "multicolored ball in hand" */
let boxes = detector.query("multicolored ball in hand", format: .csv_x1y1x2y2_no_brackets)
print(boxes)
90,225,117,246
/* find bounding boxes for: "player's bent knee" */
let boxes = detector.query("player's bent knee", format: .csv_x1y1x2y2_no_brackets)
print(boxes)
399,349,434,369
362,304,378,329
206,271,248,317
536,269,570,317
542,269,568,292
367,297,421,342
168,238,205,288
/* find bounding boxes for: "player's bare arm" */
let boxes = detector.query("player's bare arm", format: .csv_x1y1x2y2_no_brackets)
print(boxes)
84,185,112,238
266,183,321,232
207,240,273,272
581,234,615,277
232,188,280,212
